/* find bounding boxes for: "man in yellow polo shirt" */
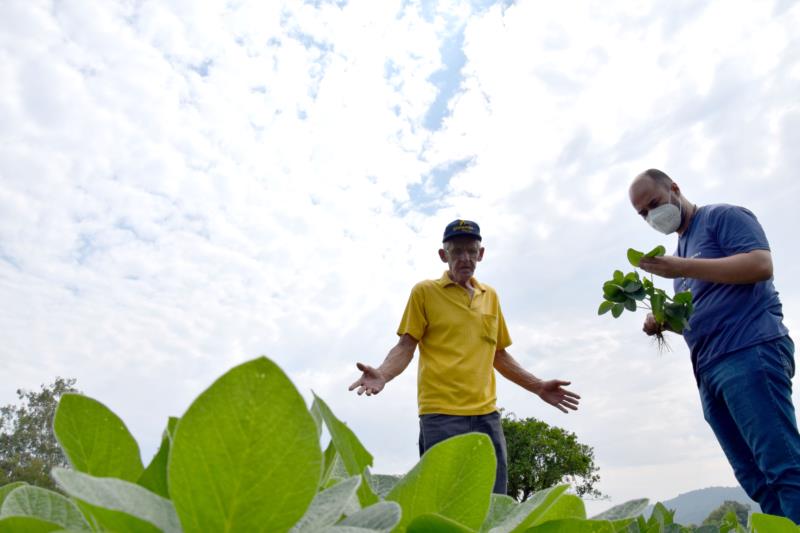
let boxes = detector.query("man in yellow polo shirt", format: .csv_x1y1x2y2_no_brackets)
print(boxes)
349,219,580,494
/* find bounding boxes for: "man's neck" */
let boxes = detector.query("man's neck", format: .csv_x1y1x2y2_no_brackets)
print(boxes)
447,271,473,291
677,202,698,236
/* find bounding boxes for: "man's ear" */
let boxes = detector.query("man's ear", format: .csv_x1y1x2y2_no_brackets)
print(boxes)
438,248,448,263
477,247,485,262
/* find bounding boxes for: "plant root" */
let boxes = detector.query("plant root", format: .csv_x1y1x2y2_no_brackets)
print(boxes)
654,331,671,354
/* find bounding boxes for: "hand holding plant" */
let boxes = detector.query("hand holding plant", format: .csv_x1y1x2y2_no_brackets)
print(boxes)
598,245,694,350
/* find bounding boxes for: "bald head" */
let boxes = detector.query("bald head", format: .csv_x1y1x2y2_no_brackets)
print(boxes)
631,169,673,194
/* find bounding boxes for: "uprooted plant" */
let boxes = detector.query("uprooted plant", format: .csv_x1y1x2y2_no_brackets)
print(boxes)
598,245,693,352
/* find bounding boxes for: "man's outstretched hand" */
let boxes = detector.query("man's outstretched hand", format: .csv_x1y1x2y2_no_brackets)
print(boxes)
537,380,581,413
348,363,387,396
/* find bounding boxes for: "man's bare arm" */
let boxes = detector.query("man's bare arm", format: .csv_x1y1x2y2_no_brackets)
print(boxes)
493,348,580,413
349,334,418,396
639,249,773,284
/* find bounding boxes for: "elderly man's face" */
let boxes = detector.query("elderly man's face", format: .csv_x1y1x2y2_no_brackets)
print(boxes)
439,236,484,285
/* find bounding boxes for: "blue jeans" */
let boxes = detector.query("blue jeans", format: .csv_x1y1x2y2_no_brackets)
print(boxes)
419,412,508,494
699,336,800,523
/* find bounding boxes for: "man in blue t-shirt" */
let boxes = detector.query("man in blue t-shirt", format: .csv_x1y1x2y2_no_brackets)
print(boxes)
628,169,800,523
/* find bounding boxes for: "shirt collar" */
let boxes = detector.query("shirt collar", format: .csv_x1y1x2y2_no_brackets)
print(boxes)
437,271,485,292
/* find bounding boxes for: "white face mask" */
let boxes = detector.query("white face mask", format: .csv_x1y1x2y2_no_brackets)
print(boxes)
646,192,682,234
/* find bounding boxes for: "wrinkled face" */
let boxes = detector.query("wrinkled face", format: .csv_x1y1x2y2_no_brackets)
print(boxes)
439,236,484,284
629,177,678,221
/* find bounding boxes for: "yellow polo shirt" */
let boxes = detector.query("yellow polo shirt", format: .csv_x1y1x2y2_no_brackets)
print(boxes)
397,271,512,415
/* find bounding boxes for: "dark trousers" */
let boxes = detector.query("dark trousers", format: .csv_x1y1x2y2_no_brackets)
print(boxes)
418,411,508,494
699,336,800,523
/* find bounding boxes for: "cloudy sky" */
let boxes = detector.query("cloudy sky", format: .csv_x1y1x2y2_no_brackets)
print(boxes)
2,0,799,514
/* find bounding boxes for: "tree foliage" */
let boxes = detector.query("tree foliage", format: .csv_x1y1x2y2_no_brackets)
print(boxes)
502,411,603,501
702,500,751,527
0,377,79,490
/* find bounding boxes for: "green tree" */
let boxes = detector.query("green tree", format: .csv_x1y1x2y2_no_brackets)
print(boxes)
702,500,750,528
0,377,79,490
502,412,603,501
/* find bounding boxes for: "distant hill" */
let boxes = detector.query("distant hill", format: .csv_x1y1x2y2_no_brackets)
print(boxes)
646,486,760,526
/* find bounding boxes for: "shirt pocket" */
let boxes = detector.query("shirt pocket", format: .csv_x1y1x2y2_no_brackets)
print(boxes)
481,314,498,345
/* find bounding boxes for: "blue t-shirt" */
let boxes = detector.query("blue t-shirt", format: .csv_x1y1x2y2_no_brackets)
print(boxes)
675,204,789,376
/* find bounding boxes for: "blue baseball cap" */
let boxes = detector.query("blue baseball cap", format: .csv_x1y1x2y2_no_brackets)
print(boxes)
443,219,481,242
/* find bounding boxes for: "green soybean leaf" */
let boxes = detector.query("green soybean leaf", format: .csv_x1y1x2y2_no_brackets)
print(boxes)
480,494,518,532
169,357,322,533
627,249,644,268
320,441,340,488
645,245,666,258
0,483,26,508
598,301,614,316
137,421,171,498
624,298,637,312
386,433,495,533
525,518,623,533
0,486,89,531
331,501,401,532
590,498,649,521
602,283,622,298
291,476,360,533
53,394,144,481
312,395,379,507
367,473,403,499
673,291,692,304
485,484,569,533
624,272,640,283
622,281,642,293
663,303,684,319
52,467,180,533
748,512,799,532
0,516,63,532
536,493,586,522
611,303,624,318
407,513,475,532
613,271,624,284
631,288,647,301
667,316,684,334
646,503,675,528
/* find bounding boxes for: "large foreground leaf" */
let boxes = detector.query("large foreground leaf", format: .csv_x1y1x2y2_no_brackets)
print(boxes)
312,395,379,507
486,484,570,533
0,485,89,531
591,499,649,521
749,512,800,532
137,419,172,498
290,476,361,533
52,467,180,533
480,495,518,532
0,483,26,508
331,501,402,532
387,433,495,532
0,516,63,532
53,394,144,481
407,513,475,532
169,356,322,532
526,518,633,533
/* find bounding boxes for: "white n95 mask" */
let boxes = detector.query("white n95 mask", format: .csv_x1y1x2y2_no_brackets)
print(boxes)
647,193,682,234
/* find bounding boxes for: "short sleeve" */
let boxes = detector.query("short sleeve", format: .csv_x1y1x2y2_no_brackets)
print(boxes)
714,206,770,255
396,284,427,341
496,305,512,350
